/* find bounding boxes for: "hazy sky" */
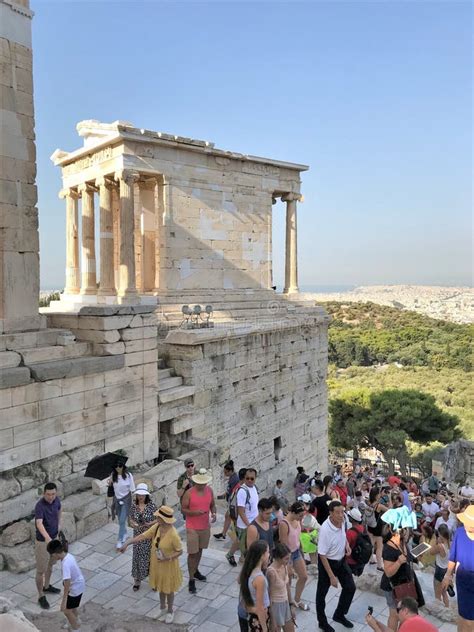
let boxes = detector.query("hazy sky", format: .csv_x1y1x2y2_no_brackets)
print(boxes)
32,1,472,290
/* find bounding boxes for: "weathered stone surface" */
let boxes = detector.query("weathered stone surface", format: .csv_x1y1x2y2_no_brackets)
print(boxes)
0,520,31,547
40,453,72,481
29,355,124,381
61,490,106,520
0,367,31,389
1,487,38,525
68,442,104,472
0,473,21,502
13,464,46,492
0,539,35,572
75,507,109,539
0,351,21,368
60,471,91,496
0,596,39,631
60,510,76,543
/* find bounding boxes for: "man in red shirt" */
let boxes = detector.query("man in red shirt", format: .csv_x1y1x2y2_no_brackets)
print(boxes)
366,597,438,631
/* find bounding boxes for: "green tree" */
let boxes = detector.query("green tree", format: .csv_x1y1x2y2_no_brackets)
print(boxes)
329,388,462,474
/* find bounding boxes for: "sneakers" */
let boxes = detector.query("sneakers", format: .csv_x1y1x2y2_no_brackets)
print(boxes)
213,533,226,540
188,579,197,594
226,553,237,567
333,614,354,628
43,585,61,594
194,570,207,581
38,596,50,609
116,540,123,549
165,611,174,624
157,608,167,621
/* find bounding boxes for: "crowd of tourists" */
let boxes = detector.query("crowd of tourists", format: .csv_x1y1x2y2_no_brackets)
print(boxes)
32,455,474,632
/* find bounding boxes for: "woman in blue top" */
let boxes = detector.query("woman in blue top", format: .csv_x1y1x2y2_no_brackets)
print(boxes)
239,540,270,632
442,505,474,631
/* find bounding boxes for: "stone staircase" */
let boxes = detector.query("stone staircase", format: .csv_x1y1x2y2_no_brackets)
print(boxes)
157,358,195,405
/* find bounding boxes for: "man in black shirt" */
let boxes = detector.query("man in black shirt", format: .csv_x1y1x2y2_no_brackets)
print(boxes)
311,480,331,525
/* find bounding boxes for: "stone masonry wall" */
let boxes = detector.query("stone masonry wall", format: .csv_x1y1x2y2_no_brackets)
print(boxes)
0,0,43,333
0,308,160,571
162,315,329,494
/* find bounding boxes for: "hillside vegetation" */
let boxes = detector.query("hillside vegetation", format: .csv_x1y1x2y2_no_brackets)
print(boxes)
320,301,473,443
321,301,472,371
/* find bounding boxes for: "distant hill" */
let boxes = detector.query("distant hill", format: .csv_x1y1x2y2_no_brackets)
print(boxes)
320,301,473,372
308,285,474,324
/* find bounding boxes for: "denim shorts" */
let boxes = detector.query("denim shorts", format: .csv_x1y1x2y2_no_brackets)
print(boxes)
290,548,302,562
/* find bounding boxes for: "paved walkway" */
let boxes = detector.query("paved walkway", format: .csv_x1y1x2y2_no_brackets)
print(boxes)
0,513,457,632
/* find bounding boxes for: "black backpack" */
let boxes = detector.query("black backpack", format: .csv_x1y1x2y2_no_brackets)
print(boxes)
350,527,373,565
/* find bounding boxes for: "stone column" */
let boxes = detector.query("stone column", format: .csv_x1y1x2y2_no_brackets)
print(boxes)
116,170,139,298
59,188,80,294
96,176,116,296
78,183,97,294
282,193,300,294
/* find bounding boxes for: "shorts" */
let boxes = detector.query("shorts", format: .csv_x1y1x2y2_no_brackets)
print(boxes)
269,601,292,626
434,564,447,583
35,539,57,575
186,528,210,554
384,589,397,609
66,593,82,610
236,527,247,556
290,549,302,563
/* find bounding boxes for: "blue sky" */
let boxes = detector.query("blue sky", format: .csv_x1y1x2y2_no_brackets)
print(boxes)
32,1,472,290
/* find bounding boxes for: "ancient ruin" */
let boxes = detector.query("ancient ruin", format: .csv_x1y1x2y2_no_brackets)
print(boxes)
0,0,328,573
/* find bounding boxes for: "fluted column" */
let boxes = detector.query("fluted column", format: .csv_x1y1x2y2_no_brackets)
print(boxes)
59,188,80,294
282,192,300,294
78,183,97,295
96,176,116,296
116,170,139,297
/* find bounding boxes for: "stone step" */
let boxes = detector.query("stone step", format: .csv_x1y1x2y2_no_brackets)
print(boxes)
158,368,174,380
158,384,195,404
19,342,92,365
0,328,75,351
157,376,183,391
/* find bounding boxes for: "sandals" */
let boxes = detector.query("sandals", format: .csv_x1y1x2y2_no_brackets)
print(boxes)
296,601,310,611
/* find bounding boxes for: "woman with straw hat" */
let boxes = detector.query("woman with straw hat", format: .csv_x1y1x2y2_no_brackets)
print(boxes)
120,505,183,623
442,505,474,631
128,482,157,591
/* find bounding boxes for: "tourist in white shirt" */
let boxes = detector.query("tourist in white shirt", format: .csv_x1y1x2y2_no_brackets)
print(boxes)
107,459,136,548
434,508,456,534
316,501,356,631
47,539,85,632
459,482,474,498
421,495,439,523
226,468,259,564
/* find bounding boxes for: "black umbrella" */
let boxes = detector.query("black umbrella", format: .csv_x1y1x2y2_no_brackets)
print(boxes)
84,452,128,480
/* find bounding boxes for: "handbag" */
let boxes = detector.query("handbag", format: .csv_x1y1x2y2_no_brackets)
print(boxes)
393,580,417,601
107,483,114,498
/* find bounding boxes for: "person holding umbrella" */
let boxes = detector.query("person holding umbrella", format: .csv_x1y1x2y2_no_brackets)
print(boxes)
107,457,135,549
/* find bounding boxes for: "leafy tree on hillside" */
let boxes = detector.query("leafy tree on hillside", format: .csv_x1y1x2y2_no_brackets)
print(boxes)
329,388,462,474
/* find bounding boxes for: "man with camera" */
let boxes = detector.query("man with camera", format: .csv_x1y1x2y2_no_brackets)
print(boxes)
365,597,438,631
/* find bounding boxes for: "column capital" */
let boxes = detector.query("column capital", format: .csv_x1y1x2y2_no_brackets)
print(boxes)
281,192,302,203
77,182,96,195
59,188,80,200
115,170,141,186
95,175,115,189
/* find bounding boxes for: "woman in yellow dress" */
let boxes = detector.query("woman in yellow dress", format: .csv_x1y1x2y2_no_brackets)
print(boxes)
121,505,183,623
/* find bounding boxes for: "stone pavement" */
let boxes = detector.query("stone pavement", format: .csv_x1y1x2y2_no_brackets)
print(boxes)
0,513,457,632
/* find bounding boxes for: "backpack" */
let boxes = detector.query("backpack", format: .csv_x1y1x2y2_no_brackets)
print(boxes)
229,483,250,521
350,527,373,565
363,504,377,529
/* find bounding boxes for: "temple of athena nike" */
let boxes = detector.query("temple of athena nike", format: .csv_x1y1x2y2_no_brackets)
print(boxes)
0,0,328,573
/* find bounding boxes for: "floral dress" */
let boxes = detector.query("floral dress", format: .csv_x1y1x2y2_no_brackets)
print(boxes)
129,502,157,581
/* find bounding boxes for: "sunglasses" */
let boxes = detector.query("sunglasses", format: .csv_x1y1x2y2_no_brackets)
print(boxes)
187,464,194,468
245,477,255,481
